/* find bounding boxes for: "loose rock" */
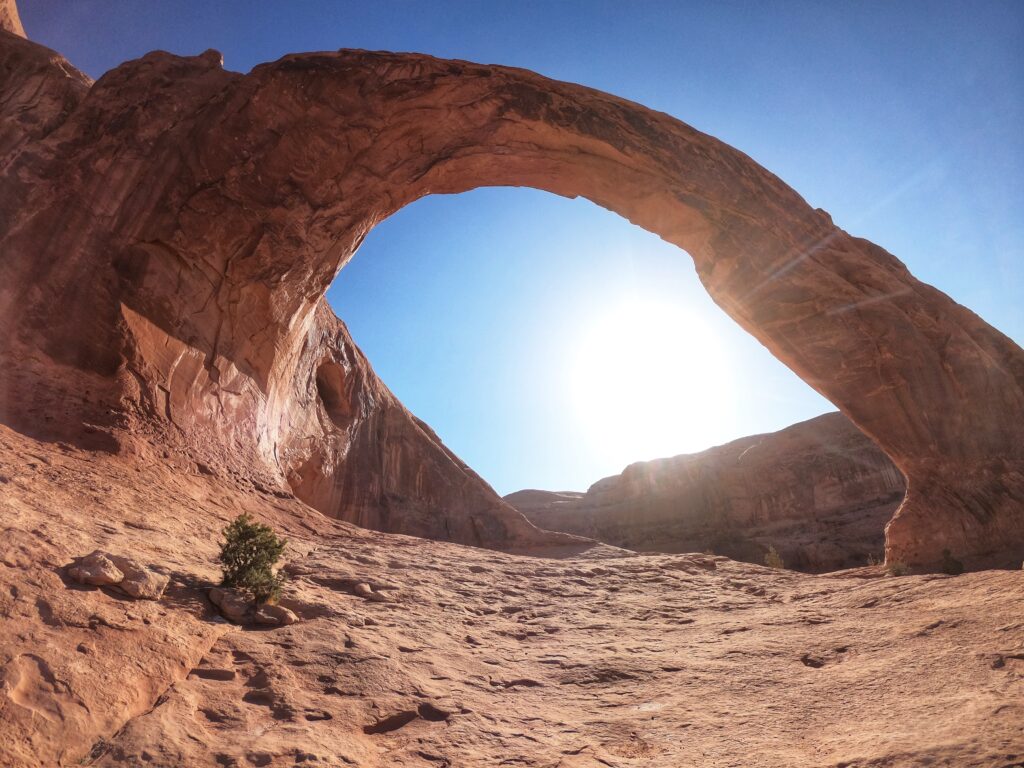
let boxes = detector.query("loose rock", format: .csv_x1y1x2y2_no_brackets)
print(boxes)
66,550,168,599
67,551,124,586
209,587,253,625
255,604,299,626
107,554,170,600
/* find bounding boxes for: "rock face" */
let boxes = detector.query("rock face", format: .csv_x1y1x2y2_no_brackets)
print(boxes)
1,11,1023,764
0,11,1022,568
0,0,23,38
507,412,907,572
0,30,574,553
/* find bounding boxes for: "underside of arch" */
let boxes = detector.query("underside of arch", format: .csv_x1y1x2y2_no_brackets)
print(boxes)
0,30,1022,569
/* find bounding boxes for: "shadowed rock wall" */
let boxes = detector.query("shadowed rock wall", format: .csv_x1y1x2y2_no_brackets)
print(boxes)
507,412,907,572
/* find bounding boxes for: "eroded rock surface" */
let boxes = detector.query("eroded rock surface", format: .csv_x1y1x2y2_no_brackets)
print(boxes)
1,11,1023,765
0,27,571,553
0,426,1021,767
508,412,907,572
0,0,23,37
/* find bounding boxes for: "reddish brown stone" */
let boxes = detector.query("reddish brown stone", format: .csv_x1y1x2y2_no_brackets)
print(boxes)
0,25,1021,570
0,0,23,38
1,10,1023,766
507,412,907,572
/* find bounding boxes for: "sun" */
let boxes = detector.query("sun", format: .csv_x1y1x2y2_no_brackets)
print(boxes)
567,298,737,470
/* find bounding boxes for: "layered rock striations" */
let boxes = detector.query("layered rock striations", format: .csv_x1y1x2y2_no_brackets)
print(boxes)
276,303,559,546
0,16,1022,567
507,412,908,572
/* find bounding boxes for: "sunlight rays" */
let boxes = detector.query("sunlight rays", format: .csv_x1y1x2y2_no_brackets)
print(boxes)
567,298,738,470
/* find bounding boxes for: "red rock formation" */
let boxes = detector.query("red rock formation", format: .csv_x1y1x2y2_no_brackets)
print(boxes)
0,0,23,38
0,31,572,552
275,303,559,547
1,10,1023,766
0,16,1022,568
507,412,907,572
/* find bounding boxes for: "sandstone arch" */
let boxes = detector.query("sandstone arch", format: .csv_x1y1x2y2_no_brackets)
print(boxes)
1,25,1021,568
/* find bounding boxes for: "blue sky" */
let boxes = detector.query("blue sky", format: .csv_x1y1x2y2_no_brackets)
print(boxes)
21,1,1023,494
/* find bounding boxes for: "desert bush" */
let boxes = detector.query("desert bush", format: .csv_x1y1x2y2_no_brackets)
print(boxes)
218,513,287,605
887,560,909,577
764,544,785,569
940,549,964,576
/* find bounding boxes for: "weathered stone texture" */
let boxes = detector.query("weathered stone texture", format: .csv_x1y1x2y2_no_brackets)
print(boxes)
508,412,907,572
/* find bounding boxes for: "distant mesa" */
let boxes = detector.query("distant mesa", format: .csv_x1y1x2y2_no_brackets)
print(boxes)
507,412,906,573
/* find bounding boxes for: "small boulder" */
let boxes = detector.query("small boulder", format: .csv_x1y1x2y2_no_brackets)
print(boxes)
107,554,169,600
209,586,253,625
67,551,124,586
254,603,299,626
352,582,391,603
353,582,373,598
67,550,169,599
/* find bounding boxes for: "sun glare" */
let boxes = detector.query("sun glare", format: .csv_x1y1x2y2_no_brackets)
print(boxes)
567,299,737,471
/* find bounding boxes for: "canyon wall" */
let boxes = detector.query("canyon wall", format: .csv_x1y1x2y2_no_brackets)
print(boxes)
507,412,907,572
0,22,1021,567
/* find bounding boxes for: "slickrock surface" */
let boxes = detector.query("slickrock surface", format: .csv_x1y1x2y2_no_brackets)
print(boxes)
508,412,907,572
0,23,1021,568
1,425,1022,768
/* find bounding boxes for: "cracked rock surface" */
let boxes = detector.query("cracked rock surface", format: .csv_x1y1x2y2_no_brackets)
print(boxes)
1,4,1023,765
0,426,1022,767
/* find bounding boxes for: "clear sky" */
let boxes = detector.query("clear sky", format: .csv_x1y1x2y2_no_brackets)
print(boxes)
20,1,1023,495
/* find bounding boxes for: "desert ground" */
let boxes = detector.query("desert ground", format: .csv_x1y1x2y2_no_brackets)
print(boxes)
2,425,1022,767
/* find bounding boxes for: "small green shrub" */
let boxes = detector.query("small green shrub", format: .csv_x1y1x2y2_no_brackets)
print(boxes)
887,560,909,577
940,549,964,576
764,545,785,569
866,552,882,566
218,513,287,605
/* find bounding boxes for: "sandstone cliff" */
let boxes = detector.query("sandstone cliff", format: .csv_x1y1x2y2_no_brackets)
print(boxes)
0,29,576,551
0,0,22,38
1,6,1023,766
507,412,907,572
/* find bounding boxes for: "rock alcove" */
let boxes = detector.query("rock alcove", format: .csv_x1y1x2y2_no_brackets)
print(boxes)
0,18,1022,570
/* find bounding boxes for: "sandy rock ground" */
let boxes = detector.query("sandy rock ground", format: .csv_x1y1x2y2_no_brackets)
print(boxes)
0,424,1022,767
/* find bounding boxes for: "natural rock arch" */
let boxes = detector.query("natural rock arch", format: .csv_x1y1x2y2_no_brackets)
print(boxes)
1,21,1021,568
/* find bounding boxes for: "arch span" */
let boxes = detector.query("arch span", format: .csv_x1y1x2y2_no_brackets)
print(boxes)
1,38,1021,568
